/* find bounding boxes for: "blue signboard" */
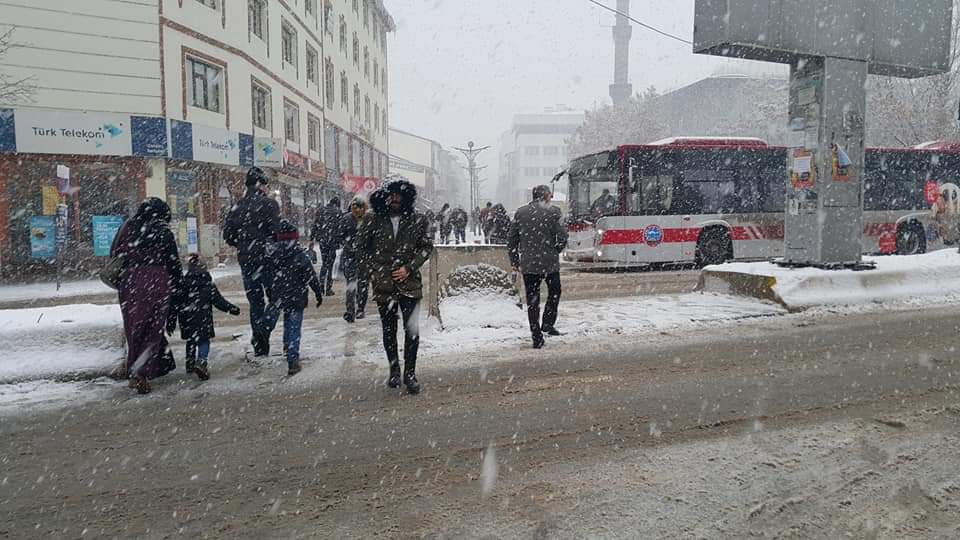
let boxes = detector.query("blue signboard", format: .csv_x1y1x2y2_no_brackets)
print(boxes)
92,215,124,257
0,109,14,153
30,216,57,259
170,119,194,161
239,133,254,167
131,116,168,157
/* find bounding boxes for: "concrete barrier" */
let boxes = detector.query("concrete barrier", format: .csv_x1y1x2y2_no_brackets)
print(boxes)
428,245,517,323
697,270,786,309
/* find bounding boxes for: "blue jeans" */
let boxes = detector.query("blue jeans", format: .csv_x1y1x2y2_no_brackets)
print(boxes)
185,339,210,362
283,308,304,365
242,262,278,355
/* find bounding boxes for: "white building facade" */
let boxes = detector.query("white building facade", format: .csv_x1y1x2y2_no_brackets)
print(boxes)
0,0,393,275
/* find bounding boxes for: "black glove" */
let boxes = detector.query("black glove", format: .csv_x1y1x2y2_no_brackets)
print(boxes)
229,306,241,316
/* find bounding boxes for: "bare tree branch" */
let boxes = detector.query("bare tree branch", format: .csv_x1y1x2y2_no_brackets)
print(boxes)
0,27,36,105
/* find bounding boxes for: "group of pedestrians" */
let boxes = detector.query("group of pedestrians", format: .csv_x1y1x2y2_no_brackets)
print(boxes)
428,200,512,245
110,167,562,396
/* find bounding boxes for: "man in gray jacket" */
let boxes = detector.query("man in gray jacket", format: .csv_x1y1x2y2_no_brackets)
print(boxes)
508,185,569,349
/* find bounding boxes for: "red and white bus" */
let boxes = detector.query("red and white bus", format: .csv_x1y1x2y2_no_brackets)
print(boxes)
564,137,960,266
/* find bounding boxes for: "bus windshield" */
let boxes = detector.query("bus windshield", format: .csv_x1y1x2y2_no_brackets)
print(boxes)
567,150,619,220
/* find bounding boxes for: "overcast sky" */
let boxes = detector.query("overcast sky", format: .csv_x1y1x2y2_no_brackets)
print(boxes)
385,0,781,196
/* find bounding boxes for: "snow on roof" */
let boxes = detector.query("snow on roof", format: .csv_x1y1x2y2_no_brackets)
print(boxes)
647,137,769,147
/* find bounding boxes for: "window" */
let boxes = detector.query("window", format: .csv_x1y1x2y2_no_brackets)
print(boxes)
352,0,358,14
188,58,222,113
382,67,387,95
354,84,361,117
353,33,360,66
677,169,735,215
324,58,335,108
363,47,370,78
525,146,541,156
248,0,266,40
324,122,338,171
307,115,320,152
373,16,379,44
544,146,560,156
524,167,539,178
252,83,270,130
323,1,334,34
374,103,380,132
305,0,316,17
196,0,219,9
281,23,297,67
363,0,369,28
364,95,371,126
382,109,387,135
306,45,319,85
340,71,349,109
339,16,348,52
284,101,300,143
373,60,379,87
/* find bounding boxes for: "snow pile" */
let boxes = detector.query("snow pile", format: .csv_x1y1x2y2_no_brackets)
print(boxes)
705,249,960,310
439,291,525,331
0,304,125,383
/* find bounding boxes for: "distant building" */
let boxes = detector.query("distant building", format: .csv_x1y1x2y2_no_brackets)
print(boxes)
388,128,466,210
497,107,584,211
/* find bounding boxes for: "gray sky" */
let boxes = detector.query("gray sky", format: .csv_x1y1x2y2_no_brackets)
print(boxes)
386,0,777,196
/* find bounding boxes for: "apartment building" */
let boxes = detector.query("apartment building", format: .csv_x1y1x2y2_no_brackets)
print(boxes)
0,0,392,275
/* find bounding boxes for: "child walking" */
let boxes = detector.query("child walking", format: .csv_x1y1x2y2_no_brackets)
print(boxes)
269,219,324,376
178,254,241,380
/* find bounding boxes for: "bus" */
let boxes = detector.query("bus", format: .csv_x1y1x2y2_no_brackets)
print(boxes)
564,137,960,266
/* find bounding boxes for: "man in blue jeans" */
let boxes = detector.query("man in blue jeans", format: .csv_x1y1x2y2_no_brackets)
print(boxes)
223,167,281,357
268,220,324,375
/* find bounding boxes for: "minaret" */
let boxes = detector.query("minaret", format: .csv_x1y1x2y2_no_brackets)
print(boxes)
609,0,633,106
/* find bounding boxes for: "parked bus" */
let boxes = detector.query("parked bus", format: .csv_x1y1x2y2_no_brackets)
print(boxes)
565,137,960,266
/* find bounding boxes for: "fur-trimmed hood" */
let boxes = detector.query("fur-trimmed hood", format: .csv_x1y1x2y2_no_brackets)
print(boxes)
370,179,417,216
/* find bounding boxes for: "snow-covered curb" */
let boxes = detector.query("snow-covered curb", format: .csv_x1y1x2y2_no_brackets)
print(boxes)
0,304,124,383
701,249,960,311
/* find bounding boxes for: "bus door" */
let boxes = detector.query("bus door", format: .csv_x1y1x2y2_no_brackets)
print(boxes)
627,150,682,264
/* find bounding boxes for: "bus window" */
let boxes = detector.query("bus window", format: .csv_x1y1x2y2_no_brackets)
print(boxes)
682,169,735,214
735,169,762,213
759,168,785,213
632,174,673,215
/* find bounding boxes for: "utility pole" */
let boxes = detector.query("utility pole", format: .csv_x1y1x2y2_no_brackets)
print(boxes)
454,141,490,212
610,0,633,106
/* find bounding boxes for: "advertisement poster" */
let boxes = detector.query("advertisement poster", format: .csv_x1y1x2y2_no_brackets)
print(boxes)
191,123,240,166
186,217,199,254
30,216,57,259
790,149,816,190
255,137,283,168
42,186,59,215
92,215,124,257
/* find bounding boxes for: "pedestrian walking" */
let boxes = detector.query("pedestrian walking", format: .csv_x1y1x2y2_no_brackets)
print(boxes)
508,185,568,349
339,197,369,323
110,197,183,394
312,197,342,296
488,203,511,245
451,207,468,244
471,206,481,236
480,202,493,242
223,167,281,358
437,203,452,244
425,209,438,241
177,254,241,381
356,180,434,394
267,220,324,376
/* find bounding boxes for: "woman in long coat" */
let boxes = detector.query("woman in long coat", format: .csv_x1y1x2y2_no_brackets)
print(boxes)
111,198,183,394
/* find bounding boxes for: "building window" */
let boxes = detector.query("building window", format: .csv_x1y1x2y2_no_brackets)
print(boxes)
324,122,338,171
196,0,219,9
284,101,300,143
352,0,358,14
525,146,540,156
354,84,361,117
248,0,266,40
524,167,539,177
352,33,359,66
382,109,387,135
382,67,387,95
544,146,560,156
324,58,335,108
281,23,297,67
305,0,316,17
381,25,387,52
308,115,320,152
363,0,369,28
188,58,222,113
323,1,334,34
374,103,380,132
372,16,379,44
363,47,370,78
364,95,371,126
341,71,349,109
252,82,270,130
306,45,319,85
339,16,347,52
373,60,379,87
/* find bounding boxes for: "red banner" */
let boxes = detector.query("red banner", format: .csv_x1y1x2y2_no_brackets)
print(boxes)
341,175,380,194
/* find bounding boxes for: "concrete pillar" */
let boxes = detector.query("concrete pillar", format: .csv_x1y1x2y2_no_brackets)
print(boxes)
609,0,633,106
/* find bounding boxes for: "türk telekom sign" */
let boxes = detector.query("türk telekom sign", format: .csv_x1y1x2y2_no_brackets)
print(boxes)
0,108,167,157
169,120,254,167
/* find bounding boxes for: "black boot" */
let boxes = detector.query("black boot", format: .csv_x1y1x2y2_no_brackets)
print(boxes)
533,334,545,349
185,357,197,374
403,372,420,395
387,361,401,388
195,360,210,381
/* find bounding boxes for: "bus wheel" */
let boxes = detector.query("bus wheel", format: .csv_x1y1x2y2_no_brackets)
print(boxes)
896,222,926,255
696,227,732,267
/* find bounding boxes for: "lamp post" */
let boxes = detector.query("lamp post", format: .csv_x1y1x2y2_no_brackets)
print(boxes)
454,141,490,212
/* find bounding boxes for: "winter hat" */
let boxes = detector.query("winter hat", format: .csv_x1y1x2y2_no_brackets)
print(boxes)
328,196,341,207
350,195,368,209
246,166,269,188
187,253,206,274
276,219,299,242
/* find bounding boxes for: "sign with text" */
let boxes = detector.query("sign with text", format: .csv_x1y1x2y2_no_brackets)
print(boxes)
30,216,57,259
255,137,283,168
92,215,124,257
14,109,133,157
186,217,199,254
192,123,240,166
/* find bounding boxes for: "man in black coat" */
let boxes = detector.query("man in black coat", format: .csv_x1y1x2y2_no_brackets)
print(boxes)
311,197,342,296
339,197,369,323
223,167,281,357
508,185,569,349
